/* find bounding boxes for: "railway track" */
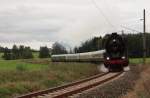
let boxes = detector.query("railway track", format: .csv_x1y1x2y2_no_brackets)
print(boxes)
16,72,123,98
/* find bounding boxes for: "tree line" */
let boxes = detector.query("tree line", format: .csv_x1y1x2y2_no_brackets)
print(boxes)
74,37,103,53
3,45,33,60
1,33,150,60
1,42,68,60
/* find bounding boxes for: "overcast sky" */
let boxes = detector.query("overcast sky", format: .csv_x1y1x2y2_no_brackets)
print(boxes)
0,0,150,50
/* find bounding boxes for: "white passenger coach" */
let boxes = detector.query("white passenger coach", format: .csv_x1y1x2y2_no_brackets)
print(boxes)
51,50,105,62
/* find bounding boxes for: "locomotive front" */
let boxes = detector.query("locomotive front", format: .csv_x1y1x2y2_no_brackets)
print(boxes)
104,33,129,71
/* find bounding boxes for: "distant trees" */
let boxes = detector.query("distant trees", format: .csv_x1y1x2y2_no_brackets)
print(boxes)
74,37,103,53
125,33,150,58
39,46,50,58
23,47,33,59
126,33,143,58
51,42,68,55
2,45,33,60
12,45,19,59
0,46,5,52
3,47,12,60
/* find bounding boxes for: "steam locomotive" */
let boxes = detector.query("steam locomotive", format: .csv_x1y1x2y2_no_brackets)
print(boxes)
103,33,129,71
51,33,129,71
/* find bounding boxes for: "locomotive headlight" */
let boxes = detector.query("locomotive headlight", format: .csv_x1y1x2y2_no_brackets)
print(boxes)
106,57,110,60
122,56,125,59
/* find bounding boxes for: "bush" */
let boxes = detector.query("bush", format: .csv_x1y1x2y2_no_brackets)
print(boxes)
16,64,27,72
0,88,11,98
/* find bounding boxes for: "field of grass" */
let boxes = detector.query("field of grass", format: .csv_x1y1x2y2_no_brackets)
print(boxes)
0,60,48,71
0,58,99,98
32,52,39,58
0,52,150,98
129,58,150,64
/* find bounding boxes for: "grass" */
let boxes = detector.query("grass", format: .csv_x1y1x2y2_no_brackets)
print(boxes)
0,59,48,71
129,58,150,64
32,52,39,58
0,59,99,98
0,53,149,98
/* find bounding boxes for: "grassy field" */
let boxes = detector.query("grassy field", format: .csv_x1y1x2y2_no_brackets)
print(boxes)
0,54,150,98
32,52,39,58
129,58,150,64
0,58,99,98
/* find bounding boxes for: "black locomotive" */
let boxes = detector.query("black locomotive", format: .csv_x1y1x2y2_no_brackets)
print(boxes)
104,33,129,71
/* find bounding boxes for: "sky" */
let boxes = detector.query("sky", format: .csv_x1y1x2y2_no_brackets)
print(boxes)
0,0,150,50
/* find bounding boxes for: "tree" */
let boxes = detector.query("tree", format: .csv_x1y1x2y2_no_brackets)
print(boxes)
23,47,33,59
51,42,68,55
74,47,79,53
74,36,103,53
12,45,19,59
19,45,24,58
18,45,33,59
126,33,143,58
2,47,12,60
2,45,33,60
0,46,5,52
39,46,50,58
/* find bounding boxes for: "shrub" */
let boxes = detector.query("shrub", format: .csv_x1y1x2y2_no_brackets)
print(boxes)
16,64,27,72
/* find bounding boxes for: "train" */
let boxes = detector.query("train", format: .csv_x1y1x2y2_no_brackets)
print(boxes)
51,33,129,71
51,50,105,62
103,33,129,71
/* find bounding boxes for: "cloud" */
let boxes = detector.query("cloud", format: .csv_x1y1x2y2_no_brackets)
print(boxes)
0,0,149,49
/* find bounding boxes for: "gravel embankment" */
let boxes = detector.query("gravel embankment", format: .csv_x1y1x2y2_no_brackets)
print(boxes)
73,65,141,98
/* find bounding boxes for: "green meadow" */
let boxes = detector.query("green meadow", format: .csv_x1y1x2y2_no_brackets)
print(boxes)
0,58,99,98
129,58,150,64
0,50,149,98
